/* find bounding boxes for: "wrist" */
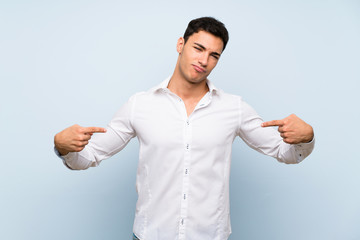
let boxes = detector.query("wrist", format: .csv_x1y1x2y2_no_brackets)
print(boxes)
54,144,70,156
302,125,314,143
54,134,70,156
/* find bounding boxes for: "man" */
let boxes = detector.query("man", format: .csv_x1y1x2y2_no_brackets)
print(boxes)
54,17,314,240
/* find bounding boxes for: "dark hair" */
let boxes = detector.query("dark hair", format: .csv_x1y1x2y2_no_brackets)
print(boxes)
183,17,229,51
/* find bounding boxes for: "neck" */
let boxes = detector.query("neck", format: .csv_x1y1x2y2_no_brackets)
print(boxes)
168,69,209,101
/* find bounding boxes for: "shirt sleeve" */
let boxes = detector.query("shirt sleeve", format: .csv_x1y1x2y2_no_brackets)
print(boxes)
57,94,137,170
236,98,314,164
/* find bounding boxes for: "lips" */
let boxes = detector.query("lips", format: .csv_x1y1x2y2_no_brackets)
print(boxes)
192,64,206,73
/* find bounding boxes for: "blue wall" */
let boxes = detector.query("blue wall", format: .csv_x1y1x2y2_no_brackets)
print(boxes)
1,1,359,239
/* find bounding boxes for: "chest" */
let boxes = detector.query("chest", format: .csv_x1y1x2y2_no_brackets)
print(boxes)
183,98,200,117
132,96,239,149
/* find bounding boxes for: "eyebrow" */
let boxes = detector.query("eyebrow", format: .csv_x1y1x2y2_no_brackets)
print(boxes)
194,42,221,57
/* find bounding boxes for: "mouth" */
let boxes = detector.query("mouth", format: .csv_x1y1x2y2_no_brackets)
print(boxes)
192,64,206,73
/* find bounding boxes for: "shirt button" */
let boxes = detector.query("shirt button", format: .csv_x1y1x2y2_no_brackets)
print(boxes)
186,144,189,149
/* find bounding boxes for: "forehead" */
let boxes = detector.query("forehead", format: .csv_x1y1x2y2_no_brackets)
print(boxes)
187,31,224,53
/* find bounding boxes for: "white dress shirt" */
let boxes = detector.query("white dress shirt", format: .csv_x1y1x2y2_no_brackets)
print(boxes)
60,78,314,240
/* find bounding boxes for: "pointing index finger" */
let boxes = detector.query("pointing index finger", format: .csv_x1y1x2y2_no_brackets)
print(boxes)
261,120,284,128
83,126,107,134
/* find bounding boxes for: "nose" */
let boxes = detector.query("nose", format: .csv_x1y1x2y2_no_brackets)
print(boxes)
198,52,209,67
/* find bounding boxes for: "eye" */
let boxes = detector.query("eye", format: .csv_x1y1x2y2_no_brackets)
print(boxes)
194,46,202,51
211,54,219,60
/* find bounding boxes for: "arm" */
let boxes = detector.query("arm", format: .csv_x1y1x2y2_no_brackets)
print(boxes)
54,95,137,170
237,99,314,164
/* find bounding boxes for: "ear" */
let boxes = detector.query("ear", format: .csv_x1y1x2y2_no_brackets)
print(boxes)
176,37,185,54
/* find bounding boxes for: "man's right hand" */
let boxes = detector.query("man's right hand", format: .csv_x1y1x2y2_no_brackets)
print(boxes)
54,124,107,156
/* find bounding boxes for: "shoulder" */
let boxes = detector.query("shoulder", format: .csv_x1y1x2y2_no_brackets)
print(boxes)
126,82,166,106
213,88,243,104
212,88,259,117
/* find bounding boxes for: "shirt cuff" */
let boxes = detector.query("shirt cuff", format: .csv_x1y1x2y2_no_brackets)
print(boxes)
293,137,315,163
53,146,73,169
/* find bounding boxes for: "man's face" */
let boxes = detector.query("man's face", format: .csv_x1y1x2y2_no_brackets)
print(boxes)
176,30,223,84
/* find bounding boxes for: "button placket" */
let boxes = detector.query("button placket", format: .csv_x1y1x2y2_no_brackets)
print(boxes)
179,117,192,239
194,92,212,112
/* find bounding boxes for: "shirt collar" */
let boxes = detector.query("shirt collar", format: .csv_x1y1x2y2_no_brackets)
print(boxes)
153,77,218,94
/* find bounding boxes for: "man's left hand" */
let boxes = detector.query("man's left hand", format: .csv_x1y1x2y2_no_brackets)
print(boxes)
261,114,314,144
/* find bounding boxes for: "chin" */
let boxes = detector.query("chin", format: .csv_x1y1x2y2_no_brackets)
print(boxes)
189,73,208,83
187,77,206,84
